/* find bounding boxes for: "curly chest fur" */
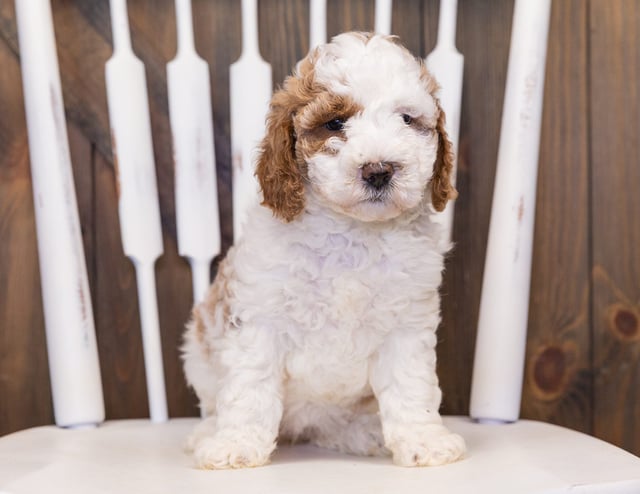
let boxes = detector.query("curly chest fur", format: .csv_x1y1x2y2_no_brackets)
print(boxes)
280,239,402,398
229,210,448,402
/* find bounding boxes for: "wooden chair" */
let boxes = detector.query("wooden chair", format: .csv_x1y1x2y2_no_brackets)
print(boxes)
2,1,639,492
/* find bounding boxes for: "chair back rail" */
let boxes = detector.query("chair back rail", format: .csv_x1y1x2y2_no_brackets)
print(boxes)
14,0,104,428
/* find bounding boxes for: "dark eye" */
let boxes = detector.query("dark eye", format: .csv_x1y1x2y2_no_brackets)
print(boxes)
325,118,345,131
402,114,413,125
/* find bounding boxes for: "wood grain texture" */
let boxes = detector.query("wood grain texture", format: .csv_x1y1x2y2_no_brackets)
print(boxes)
391,0,423,56
260,0,309,85
1,0,640,457
590,0,640,453
327,0,374,38
0,25,52,432
521,0,591,433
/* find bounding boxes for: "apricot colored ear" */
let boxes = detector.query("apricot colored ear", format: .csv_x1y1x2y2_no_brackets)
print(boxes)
255,88,305,222
430,103,458,212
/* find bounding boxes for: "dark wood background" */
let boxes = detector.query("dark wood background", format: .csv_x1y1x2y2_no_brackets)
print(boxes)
1,0,639,456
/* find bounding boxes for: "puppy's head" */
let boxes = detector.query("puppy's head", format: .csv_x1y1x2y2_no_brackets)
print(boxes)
256,32,457,223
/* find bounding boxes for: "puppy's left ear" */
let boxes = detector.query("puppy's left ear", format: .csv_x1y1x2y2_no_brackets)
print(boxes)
430,103,458,212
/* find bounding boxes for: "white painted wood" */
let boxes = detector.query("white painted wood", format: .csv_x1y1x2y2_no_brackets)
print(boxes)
14,0,104,429
230,0,272,241
426,0,464,242
105,0,168,423
374,0,393,35
309,0,327,48
134,262,167,421
167,0,220,304
2,418,640,493
189,259,211,305
470,0,552,424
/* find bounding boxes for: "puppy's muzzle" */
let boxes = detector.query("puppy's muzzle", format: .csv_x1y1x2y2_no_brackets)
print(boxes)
361,162,395,190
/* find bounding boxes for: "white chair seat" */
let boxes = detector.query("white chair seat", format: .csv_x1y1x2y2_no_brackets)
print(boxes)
1,416,639,494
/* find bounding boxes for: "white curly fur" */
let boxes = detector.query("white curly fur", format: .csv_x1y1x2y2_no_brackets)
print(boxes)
182,32,466,469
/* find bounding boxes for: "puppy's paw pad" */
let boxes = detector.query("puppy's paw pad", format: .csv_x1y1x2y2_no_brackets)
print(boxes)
391,426,466,467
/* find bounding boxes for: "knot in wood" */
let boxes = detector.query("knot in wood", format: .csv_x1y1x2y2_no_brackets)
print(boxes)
532,345,566,399
609,305,640,341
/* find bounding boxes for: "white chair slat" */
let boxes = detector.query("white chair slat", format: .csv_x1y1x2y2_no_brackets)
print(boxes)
230,0,272,241
105,0,167,423
168,0,220,304
471,0,552,423
427,0,464,241
14,0,104,429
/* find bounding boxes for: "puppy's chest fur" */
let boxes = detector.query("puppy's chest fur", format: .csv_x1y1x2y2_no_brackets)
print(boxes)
281,234,398,399
232,209,446,403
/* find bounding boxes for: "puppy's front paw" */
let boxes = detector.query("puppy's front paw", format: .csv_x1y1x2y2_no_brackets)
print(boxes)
192,427,277,470
184,418,217,454
389,424,466,467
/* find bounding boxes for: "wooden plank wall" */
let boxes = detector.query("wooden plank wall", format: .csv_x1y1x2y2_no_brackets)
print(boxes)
1,0,639,456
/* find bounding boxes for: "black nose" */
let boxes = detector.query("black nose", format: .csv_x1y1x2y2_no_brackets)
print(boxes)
362,162,394,190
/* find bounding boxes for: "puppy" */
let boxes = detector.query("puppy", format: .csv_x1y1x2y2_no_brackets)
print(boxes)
183,32,466,469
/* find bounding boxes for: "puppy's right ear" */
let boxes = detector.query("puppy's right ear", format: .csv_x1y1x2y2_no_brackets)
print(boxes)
255,86,305,222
